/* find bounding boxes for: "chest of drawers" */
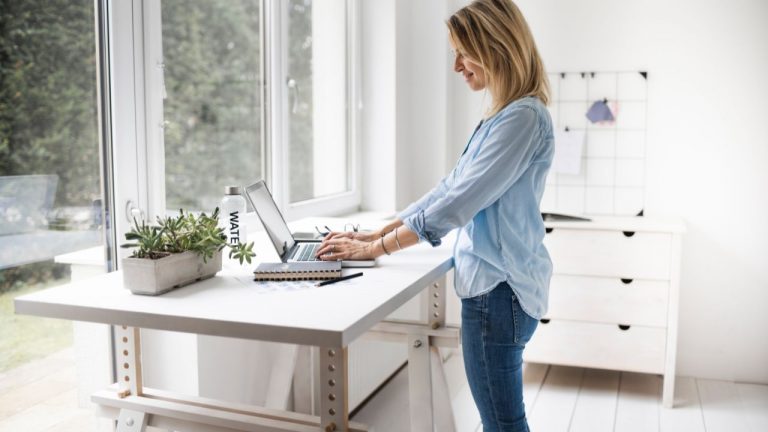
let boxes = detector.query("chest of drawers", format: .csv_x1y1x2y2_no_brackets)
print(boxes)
523,216,685,407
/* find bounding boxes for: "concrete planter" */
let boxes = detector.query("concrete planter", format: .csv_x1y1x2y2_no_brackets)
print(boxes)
122,250,222,295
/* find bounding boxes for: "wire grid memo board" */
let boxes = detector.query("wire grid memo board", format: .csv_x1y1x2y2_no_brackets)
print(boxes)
541,70,649,217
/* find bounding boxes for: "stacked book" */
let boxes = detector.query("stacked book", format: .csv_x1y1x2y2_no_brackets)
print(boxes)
253,261,342,281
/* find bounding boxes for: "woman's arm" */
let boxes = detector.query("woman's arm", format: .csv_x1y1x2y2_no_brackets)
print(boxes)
314,109,537,260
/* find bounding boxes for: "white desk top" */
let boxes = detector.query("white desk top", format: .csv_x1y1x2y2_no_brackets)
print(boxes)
15,220,453,348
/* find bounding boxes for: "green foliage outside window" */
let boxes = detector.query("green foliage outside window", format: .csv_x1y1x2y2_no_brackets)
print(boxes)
1,1,97,371
161,0,317,211
0,0,100,207
161,0,264,211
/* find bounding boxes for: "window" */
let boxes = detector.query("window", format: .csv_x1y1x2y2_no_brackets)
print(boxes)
286,0,349,203
0,0,109,372
141,0,359,219
160,0,264,212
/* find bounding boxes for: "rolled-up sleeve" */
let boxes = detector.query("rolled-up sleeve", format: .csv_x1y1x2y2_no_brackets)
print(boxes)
403,106,541,246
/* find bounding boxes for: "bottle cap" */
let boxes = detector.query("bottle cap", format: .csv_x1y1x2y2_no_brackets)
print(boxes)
225,186,242,195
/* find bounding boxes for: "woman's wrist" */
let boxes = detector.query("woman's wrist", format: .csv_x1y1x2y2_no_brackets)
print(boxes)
368,238,384,258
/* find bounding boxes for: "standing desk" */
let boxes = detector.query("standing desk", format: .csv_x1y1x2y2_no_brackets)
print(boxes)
14,233,458,432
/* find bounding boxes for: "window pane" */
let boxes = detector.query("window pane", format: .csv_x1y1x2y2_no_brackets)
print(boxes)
288,0,349,203
0,1,106,372
161,0,262,212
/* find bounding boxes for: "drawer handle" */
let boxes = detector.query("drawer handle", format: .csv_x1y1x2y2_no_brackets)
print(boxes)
621,278,633,285
618,324,631,331
545,228,554,234
622,231,635,237
539,318,551,324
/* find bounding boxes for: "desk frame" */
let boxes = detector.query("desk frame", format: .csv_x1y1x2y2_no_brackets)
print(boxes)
94,276,458,432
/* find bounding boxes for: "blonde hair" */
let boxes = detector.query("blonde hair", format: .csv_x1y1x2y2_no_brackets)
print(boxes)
447,0,550,115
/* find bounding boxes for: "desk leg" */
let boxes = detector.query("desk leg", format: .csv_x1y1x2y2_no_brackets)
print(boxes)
408,334,434,431
114,326,148,432
408,276,457,432
407,337,457,432
429,277,447,330
320,346,349,432
114,326,143,398
430,276,456,431
430,345,456,432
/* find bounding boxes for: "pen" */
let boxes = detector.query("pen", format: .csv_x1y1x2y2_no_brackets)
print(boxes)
316,272,363,287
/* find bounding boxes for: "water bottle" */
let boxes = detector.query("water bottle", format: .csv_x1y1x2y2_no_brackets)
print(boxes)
220,186,247,246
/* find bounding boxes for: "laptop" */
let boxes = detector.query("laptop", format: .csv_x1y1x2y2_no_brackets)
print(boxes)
243,181,375,268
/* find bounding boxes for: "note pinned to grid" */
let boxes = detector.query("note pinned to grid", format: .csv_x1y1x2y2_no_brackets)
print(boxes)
552,129,585,175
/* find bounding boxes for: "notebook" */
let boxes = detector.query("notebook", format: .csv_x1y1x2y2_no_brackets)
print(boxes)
253,261,342,281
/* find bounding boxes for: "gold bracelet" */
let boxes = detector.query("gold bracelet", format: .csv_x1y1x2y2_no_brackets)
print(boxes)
394,227,403,250
380,235,391,255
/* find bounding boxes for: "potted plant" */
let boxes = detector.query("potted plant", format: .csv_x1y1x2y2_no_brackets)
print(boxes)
121,208,255,295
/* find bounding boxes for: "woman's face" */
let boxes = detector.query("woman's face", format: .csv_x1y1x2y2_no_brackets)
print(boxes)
450,39,486,91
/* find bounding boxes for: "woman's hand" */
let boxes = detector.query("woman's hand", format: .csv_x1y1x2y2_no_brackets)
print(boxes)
315,236,377,261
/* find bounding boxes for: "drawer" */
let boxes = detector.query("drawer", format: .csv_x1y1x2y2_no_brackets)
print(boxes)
546,275,669,327
523,320,666,374
544,229,672,280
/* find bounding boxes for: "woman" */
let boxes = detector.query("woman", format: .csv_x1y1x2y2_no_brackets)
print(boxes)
316,0,553,430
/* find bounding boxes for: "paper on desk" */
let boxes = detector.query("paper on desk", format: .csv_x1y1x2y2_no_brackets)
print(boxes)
227,263,325,294
234,275,318,294
552,129,585,175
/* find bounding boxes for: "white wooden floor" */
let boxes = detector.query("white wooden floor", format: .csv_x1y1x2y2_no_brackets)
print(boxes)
1,349,766,432
0,349,96,432
352,350,768,432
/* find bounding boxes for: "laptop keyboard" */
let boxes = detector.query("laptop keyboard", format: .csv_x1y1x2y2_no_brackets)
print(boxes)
295,243,321,261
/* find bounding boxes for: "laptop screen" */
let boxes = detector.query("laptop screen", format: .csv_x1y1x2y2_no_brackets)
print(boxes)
243,181,294,258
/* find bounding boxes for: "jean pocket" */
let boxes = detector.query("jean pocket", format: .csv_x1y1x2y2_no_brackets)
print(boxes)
510,292,537,346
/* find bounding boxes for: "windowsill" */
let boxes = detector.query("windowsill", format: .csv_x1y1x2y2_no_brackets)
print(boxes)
340,210,397,221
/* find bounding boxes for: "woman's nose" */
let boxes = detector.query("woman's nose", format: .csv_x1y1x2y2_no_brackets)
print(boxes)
454,57,463,73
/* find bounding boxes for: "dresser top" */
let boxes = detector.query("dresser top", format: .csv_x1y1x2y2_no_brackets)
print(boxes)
544,216,686,233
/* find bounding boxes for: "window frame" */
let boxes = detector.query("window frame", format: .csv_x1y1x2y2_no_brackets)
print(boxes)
109,0,152,252
271,0,363,221
122,0,361,223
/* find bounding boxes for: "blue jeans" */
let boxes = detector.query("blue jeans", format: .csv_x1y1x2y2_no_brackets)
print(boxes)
461,282,539,432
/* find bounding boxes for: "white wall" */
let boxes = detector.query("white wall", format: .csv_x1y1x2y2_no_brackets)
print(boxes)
361,0,450,213
393,0,449,210
361,1,397,212
443,0,768,383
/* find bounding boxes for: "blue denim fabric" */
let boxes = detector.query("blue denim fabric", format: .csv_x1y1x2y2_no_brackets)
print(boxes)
397,96,554,319
461,282,539,432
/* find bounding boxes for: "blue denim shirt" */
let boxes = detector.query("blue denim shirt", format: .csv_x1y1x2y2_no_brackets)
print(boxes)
398,96,554,319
